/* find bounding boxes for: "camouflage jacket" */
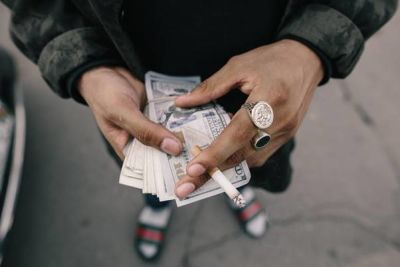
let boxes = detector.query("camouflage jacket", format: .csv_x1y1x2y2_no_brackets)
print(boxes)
1,0,398,99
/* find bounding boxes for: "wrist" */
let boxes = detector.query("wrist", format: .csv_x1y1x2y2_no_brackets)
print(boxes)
78,66,114,103
279,39,324,85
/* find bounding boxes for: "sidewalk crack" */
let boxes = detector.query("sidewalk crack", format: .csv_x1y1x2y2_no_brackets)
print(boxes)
338,81,374,127
338,80,400,184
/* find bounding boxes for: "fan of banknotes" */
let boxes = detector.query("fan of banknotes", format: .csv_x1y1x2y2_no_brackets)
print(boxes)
119,72,251,207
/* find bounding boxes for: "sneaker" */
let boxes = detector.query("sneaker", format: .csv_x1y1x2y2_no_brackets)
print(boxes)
134,205,173,261
230,187,270,238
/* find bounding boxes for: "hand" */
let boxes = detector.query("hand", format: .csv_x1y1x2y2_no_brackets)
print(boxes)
79,66,183,159
173,39,323,198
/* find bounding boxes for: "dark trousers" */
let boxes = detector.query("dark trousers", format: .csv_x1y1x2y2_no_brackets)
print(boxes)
144,194,170,209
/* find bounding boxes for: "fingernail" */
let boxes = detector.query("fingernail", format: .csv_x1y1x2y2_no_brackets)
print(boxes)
161,138,181,155
188,163,206,177
175,183,195,199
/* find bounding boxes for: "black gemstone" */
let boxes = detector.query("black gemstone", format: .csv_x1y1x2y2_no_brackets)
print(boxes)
256,135,270,148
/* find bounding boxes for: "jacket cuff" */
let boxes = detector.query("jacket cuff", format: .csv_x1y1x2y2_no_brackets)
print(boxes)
276,35,332,86
276,4,365,79
37,27,123,99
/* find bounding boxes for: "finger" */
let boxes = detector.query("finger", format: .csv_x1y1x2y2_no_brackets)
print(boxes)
219,144,255,171
174,174,210,199
246,134,287,168
116,106,183,156
108,128,131,159
95,116,131,160
186,108,257,177
217,124,285,171
175,141,253,199
175,62,239,108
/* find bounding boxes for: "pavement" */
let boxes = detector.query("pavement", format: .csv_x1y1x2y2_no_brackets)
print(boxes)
1,5,399,267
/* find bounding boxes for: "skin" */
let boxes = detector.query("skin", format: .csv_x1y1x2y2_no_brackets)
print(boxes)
174,39,323,198
79,39,323,199
79,66,183,159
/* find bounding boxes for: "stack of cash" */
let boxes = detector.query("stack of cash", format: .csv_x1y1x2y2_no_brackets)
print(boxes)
119,72,250,207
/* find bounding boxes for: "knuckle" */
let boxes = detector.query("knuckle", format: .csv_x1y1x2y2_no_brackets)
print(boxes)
197,80,210,93
226,151,246,166
186,175,210,189
205,153,220,168
136,128,156,145
272,89,290,107
282,116,300,133
105,98,133,122
106,110,124,126
104,109,115,120
228,55,241,65
202,147,225,167
227,55,243,71
232,130,248,143
245,71,259,83
232,124,254,142
198,175,211,185
196,80,214,101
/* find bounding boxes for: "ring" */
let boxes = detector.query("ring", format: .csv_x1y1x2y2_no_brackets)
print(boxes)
241,101,274,130
252,130,271,150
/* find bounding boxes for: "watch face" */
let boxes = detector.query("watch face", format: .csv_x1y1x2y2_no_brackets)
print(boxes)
251,101,273,129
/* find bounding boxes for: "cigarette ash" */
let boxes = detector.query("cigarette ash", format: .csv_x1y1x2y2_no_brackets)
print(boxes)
233,194,246,208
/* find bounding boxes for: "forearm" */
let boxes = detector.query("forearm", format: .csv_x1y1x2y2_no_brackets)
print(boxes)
313,0,398,39
277,0,398,79
1,0,123,100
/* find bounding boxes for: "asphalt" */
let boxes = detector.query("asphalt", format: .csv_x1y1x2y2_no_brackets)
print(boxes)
0,5,399,267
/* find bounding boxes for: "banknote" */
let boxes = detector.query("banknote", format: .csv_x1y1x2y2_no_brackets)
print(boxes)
119,71,251,206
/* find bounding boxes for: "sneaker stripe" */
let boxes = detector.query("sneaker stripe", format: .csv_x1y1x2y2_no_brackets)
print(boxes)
136,227,164,242
239,202,262,221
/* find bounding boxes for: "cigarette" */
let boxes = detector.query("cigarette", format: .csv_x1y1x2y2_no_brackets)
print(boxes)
191,146,246,208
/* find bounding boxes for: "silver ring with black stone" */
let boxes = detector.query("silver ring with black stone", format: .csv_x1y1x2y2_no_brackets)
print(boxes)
252,130,271,151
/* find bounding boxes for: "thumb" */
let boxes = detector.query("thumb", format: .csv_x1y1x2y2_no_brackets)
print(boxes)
115,104,183,156
175,62,238,108
129,111,183,156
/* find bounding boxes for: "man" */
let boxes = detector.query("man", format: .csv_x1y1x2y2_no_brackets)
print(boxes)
2,0,397,261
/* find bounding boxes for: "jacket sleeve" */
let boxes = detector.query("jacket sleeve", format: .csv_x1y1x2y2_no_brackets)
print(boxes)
1,0,123,100
276,0,398,79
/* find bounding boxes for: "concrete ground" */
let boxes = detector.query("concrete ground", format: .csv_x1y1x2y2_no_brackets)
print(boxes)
1,5,399,267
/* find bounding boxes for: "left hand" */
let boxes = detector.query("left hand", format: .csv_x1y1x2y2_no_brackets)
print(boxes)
173,39,324,199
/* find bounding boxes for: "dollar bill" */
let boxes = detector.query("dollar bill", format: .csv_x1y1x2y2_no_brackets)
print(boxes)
119,71,251,206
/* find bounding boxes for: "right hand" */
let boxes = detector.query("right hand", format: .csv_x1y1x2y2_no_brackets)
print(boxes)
79,66,183,159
